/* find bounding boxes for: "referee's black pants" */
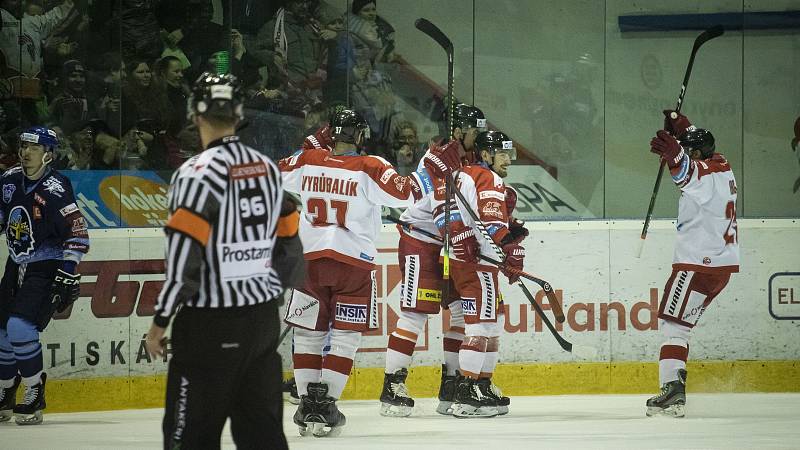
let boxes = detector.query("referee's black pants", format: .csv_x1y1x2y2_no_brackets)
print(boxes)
162,300,288,450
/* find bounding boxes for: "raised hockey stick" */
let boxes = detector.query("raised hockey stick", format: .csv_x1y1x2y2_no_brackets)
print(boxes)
637,25,724,258
387,216,596,359
415,18,455,286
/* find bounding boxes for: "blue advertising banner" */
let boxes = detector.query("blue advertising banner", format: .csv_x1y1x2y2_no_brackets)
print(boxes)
63,171,170,229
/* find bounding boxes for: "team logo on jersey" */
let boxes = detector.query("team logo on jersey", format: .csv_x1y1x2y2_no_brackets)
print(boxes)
34,193,46,205
335,303,367,324
481,201,503,219
42,177,65,197
2,184,15,203
6,206,35,258
703,257,712,265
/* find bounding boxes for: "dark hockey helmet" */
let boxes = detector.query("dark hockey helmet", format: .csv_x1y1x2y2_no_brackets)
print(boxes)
452,103,487,131
329,107,370,145
19,126,58,152
188,72,244,120
474,130,517,160
679,127,715,159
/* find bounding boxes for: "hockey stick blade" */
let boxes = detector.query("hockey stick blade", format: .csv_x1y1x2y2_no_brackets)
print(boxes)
414,18,453,53
569,343,599,360
695,25,724,48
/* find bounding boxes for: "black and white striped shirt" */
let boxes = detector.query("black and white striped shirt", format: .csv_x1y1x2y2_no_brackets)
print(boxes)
154,136,284,327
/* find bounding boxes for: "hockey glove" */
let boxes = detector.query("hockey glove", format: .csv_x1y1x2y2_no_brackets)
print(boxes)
507,218,529,245
501,243,525,284
450,221,479,264
650,130,685,169
662,110,692,137
52,268,81,313
423,139,463,179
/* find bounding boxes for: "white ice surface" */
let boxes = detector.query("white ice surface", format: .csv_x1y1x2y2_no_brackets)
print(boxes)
2,394,799,449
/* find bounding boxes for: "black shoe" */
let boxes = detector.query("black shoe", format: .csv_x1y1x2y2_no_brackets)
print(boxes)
436,365,458,415
452,377,498,418
14,373,46,425
477,378,510,415
379,368,414,417
646,369,687,418
283,377,300,405
303,382,346,437
0,375,21,422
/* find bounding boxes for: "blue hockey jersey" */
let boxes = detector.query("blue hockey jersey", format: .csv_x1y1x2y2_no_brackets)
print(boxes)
0,166,90,265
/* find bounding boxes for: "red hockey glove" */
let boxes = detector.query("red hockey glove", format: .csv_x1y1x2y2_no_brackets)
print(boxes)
423,139,463,179
650,130,685,169
507,218,529,245
302,125,333,150
505,185,518,217
450,221,479,264
662,110,692,137
501,242,525,284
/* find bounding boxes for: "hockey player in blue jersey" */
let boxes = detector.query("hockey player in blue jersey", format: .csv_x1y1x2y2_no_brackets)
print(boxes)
0,126,90,425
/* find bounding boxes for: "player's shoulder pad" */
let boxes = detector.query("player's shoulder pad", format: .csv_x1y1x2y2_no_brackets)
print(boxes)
1,166,23,179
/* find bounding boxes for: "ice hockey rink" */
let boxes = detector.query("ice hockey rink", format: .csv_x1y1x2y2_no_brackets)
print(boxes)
3,393,799,449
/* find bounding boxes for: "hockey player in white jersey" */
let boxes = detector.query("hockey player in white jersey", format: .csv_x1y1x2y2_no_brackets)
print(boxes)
645,111,739,418
379,103,487,417
279,108,462,436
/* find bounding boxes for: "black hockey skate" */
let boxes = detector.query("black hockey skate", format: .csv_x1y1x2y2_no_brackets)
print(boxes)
452,377,499,418
283,377,300,405
379,368,414,417
0,375,21,422
646,369,686,418
436,365,458,415
477,378,510,415
302,382,346,437
14,373,46,425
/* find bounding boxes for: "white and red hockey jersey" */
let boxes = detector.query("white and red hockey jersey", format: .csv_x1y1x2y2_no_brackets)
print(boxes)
434,165,510,264
670,153,739,273
398,159,444,246
279,148,433,269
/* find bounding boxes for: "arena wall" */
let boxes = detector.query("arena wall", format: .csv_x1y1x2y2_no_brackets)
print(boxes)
5,219,797,412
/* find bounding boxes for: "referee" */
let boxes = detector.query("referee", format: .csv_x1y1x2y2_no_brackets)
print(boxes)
145,72,297,450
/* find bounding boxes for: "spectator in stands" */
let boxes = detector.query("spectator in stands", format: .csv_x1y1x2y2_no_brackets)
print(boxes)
153,56,190,137
165,0,225,82
388,121,423,175
120,58,169,136
60,119,120,170
253,0,334,113
48,59,92,135
0,104,17,170
120,0,162,61
0,0,75,123
43,0,91,72
167,123,202,169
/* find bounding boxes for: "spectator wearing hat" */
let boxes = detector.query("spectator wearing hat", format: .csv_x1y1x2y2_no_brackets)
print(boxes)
48,60,93,135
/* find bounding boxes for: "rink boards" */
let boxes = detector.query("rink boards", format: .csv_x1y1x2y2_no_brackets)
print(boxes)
5,218,797,412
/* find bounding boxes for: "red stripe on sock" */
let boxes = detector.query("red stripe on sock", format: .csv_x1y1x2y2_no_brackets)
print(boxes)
443,338,461,353
659,345,688,361
294,353,322,370
388,335,416,356
323,354,354,375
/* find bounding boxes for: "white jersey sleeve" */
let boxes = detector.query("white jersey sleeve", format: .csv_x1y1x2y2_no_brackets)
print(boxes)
670,153,739,273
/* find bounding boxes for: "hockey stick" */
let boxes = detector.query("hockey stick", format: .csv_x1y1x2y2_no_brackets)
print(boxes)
415,18,455,288
386,216,552,290
387,216,596,359
637,25,724,258
445,183,567,323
